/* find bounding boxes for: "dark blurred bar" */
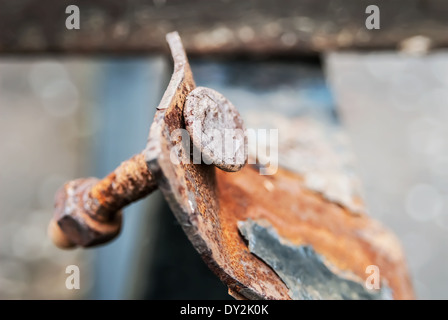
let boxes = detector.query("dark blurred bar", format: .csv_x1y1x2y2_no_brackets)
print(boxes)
1,0,448,55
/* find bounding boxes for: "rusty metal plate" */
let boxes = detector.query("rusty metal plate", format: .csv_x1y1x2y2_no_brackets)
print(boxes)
144,32,414,300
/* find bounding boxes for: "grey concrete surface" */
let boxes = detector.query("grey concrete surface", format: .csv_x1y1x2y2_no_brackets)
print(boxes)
0,59,95,299
326,51,448,299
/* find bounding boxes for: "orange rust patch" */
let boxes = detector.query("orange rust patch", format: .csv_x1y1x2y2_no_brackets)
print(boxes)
90,153,157,215
148,32,413,300
215,165,414,299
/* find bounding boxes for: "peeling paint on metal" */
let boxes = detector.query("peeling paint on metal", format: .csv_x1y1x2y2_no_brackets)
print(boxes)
238,218,393,300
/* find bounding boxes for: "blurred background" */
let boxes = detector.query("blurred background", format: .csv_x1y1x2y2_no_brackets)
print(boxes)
0,0,447,299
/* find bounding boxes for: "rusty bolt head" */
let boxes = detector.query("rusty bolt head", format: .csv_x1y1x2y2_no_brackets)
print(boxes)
49,178,122,248
184,87,247,172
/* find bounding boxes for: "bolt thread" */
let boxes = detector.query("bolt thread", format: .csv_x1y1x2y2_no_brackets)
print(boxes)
88,153,157,221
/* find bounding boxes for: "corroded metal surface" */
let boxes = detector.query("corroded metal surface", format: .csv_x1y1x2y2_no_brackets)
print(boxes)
89,153,157,219
52,177,121,248
145,32,414,299
50,153,157,248
184,86,246,172
2,1,448,55
239,219,391,300
145,32,290,300
216,166,413,299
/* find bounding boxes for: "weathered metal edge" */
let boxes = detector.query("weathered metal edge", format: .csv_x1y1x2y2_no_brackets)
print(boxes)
144,32,282,300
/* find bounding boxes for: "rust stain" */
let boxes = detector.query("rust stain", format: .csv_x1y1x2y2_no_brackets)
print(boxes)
50,31,414,300
145,31,414,300
89,153,157,218
216,165,414,299
53,177,122,247
146,32,289,299
51,152,157,248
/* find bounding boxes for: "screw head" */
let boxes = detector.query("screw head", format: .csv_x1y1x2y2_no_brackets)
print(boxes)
184,87,247,172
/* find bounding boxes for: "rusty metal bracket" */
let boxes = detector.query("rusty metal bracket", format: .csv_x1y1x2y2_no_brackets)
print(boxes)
48,31,414,299
143,32,414,300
